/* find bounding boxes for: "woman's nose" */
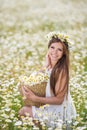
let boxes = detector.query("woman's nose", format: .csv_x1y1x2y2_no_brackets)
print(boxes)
53,49,57,53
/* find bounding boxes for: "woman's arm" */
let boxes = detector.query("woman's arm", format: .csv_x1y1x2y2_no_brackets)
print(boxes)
22,69,67,105
32,72,67,105
22,86,64,105
22,66,68,104
36,51,52,73
35,94,64,105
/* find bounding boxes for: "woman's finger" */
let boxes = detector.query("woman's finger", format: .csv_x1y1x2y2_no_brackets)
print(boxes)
23,86,28,92
26,88,34,95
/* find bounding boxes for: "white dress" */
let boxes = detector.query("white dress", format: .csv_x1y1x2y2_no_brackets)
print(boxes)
32,69,76,126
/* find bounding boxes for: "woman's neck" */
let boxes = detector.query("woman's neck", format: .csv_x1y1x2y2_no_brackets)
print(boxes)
46,61,58,71
47,62,57,71
51,61,57,68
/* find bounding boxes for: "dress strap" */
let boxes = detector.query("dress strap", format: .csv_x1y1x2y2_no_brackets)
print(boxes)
45,68,52,77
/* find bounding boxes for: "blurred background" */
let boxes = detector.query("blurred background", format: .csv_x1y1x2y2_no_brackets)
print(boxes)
0,0,87,129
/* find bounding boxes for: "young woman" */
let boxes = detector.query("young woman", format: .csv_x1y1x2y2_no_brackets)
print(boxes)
18,32,76,126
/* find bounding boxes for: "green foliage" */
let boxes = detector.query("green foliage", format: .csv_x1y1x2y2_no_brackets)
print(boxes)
0,0,87,129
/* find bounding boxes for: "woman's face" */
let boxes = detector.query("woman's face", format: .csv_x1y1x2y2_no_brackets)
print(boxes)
48,42,63,63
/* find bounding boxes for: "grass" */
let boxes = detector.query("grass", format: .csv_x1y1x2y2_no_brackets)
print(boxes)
0,0,87,129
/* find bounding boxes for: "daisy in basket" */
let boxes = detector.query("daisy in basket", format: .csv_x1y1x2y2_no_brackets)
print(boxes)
19,71,49,107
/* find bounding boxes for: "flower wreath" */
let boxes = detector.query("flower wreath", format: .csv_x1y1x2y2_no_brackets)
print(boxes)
46,31,72,46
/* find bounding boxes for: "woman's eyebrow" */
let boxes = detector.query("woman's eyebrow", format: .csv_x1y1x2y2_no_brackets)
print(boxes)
57,47,63,50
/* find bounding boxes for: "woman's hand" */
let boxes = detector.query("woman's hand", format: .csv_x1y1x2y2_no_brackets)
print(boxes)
22,86,36,102
46,51,52,69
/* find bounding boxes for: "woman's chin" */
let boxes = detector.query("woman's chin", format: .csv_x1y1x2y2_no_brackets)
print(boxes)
51,58,58,62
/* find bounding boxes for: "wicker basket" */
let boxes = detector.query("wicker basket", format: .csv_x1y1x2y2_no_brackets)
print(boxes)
18,81,47,107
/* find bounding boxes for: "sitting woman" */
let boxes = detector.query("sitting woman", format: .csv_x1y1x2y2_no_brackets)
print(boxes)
18,32,76,127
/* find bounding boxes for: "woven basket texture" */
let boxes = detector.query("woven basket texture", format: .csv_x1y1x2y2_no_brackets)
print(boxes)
19,82,47,107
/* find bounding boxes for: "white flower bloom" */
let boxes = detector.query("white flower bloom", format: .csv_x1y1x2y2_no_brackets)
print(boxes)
14,120,22,126
5,119,12,123
4,108,11,112
33,126,39,130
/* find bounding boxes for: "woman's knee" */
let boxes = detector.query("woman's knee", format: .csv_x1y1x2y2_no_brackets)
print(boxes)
18,107,25,116
18,106,33,117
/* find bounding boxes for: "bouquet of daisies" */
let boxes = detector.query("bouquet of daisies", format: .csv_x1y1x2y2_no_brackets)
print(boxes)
18,71,49,107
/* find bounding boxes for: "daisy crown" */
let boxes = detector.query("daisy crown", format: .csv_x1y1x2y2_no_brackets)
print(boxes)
46,31,72,47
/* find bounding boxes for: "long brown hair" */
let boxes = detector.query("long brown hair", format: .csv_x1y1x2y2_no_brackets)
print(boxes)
48,36,69,95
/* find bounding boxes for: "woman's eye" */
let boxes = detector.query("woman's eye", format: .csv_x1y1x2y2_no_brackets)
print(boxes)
51,46,54,49
58,48,62,51
57,48,63,51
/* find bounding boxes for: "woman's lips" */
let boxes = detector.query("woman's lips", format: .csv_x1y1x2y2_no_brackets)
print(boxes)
51,55,58,60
